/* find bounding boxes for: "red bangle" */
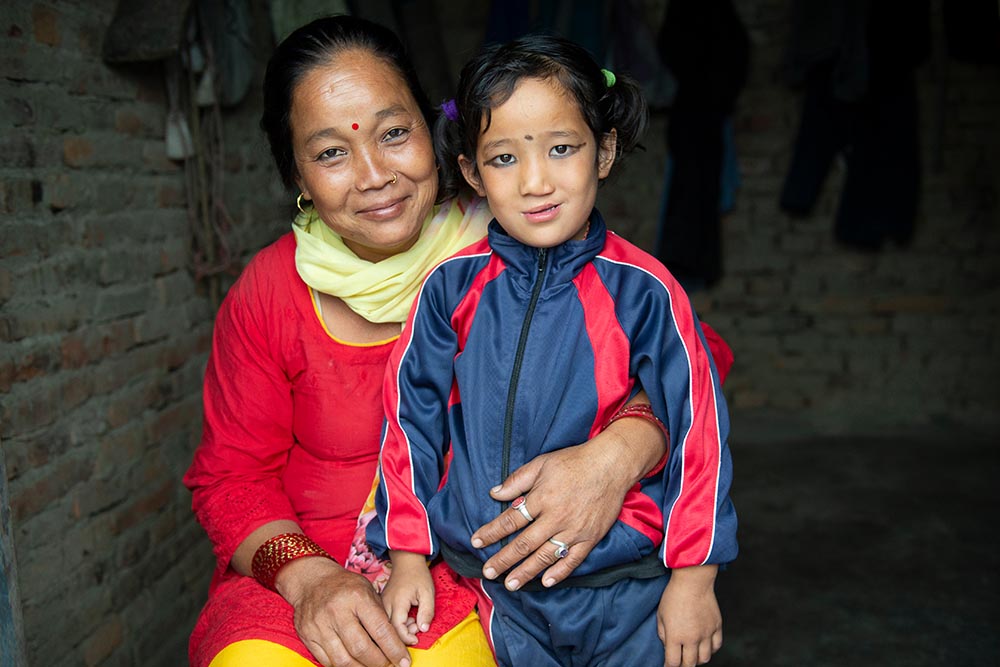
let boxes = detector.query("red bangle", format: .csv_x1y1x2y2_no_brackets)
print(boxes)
604,404,669,441
603,403,670,476
251,532,331,591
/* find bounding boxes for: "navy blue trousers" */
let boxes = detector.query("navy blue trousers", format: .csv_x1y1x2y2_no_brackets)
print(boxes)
483,573,671,667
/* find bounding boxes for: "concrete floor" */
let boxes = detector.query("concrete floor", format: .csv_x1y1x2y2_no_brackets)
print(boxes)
708,420,1000,666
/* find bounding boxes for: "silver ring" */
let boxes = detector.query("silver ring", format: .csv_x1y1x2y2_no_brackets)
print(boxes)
511,496,534,522
548,538,569,559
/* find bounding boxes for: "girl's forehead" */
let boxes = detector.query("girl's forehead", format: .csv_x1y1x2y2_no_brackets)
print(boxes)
484,77,583,125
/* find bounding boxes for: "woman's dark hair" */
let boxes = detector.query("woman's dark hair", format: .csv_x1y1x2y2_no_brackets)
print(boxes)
435,34,649,201
261,15,435,190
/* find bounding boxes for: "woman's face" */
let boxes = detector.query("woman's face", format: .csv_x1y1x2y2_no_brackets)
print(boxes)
291,49,438,262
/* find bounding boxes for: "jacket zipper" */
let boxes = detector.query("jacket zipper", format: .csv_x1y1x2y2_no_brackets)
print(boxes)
500,247,548,528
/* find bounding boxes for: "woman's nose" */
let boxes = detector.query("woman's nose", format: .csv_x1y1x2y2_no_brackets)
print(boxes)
354,148,395,191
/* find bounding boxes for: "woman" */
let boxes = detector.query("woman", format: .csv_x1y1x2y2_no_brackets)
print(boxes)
183,15,728,667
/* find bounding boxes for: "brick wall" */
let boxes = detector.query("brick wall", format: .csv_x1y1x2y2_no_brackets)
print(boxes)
1,1,286,664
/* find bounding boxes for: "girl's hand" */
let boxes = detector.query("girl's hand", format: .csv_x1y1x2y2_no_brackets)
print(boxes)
380,551,436,646
656,565,722,667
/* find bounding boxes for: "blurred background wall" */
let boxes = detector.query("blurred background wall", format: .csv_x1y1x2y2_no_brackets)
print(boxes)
1,0,996,664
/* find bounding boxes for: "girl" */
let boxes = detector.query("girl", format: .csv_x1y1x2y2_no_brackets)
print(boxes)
366,35,737,667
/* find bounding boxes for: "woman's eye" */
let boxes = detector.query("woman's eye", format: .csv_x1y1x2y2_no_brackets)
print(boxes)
318,148,345,161
384,127,409,142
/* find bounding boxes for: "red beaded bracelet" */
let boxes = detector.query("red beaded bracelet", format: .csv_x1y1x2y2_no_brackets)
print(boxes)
603,403,670,475
251,532,331,591
605,403,669,441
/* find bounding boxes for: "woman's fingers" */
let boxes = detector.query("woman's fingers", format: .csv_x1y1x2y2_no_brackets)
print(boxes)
483,524,595,590
355,603,412,666
470,463,545,549
293,566,411,667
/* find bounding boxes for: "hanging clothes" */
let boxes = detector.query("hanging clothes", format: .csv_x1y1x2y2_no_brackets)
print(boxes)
779,0,930,250
654,0,750,289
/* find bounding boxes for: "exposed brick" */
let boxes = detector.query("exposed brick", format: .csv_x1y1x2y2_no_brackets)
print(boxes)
155,182,186,208
82,616,124,667
63,135,94,167
1,133,36,168
110,479,174,535
76,21,103,58
2,95,34,126
147,396,200,447
141,140,182,173
114,105,162,138
93,284,154,322
4,424,80,482
31,4,59,47
9,453,93,522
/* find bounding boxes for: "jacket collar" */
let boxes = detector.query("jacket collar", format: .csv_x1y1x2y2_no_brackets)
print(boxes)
486,209,608,286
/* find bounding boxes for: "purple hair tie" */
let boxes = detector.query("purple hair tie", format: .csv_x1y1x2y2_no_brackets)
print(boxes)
441,98,459,122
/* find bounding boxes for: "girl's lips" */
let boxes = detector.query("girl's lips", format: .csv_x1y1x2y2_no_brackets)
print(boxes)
523,203,561,223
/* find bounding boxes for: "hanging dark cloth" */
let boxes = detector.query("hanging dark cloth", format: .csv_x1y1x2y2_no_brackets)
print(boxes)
654,0,750,289
779,0,930,250
943,0,1000,64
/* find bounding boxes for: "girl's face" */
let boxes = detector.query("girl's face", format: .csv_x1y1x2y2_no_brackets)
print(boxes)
459,76,616,249
291,49,438,263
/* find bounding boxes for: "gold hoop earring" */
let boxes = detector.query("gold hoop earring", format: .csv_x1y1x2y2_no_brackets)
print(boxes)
296,193,310,215
389,172,397,185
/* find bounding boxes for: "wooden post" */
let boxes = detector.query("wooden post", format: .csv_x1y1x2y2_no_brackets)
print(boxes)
1,439,27,666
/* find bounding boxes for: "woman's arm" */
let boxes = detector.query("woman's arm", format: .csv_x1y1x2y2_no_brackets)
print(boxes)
229,521,411,667
184,269,409,667
470,390,666,590
470,321,732,590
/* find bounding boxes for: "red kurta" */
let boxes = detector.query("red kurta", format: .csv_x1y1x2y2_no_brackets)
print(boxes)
183,233,395,665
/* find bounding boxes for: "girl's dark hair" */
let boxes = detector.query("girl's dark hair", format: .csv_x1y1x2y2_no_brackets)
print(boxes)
261,15,435,190
434,34,649,201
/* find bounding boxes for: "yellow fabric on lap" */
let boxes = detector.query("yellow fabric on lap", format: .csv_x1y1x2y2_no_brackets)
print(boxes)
410,610,495,666
208,611,495,667
209,639,314,666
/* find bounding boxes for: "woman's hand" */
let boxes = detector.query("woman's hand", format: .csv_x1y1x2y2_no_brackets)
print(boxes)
469,400,667,590
277,556,412,667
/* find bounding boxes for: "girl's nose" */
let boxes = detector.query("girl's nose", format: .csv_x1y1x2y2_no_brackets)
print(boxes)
519,156,553,196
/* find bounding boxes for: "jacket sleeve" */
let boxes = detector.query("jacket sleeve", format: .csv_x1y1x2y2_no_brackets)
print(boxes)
182,263,299,579
366,271,457,558
629,274,737,570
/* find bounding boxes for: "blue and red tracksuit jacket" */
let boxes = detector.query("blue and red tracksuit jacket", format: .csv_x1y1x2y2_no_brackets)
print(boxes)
367,210,737,577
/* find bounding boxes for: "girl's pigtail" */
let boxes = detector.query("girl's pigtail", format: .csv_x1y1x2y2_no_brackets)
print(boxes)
433,99,470,203
601,72,649,161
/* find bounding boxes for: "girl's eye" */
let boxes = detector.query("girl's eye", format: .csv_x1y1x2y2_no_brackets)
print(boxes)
488,153,516,167
551,144,576,157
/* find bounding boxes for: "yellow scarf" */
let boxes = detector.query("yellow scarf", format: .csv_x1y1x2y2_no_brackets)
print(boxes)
292,197,490,324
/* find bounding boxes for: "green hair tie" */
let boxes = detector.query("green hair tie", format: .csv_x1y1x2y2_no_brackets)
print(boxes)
601,68,616,88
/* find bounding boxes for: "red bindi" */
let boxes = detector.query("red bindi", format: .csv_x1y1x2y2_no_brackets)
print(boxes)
351,123,359,131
